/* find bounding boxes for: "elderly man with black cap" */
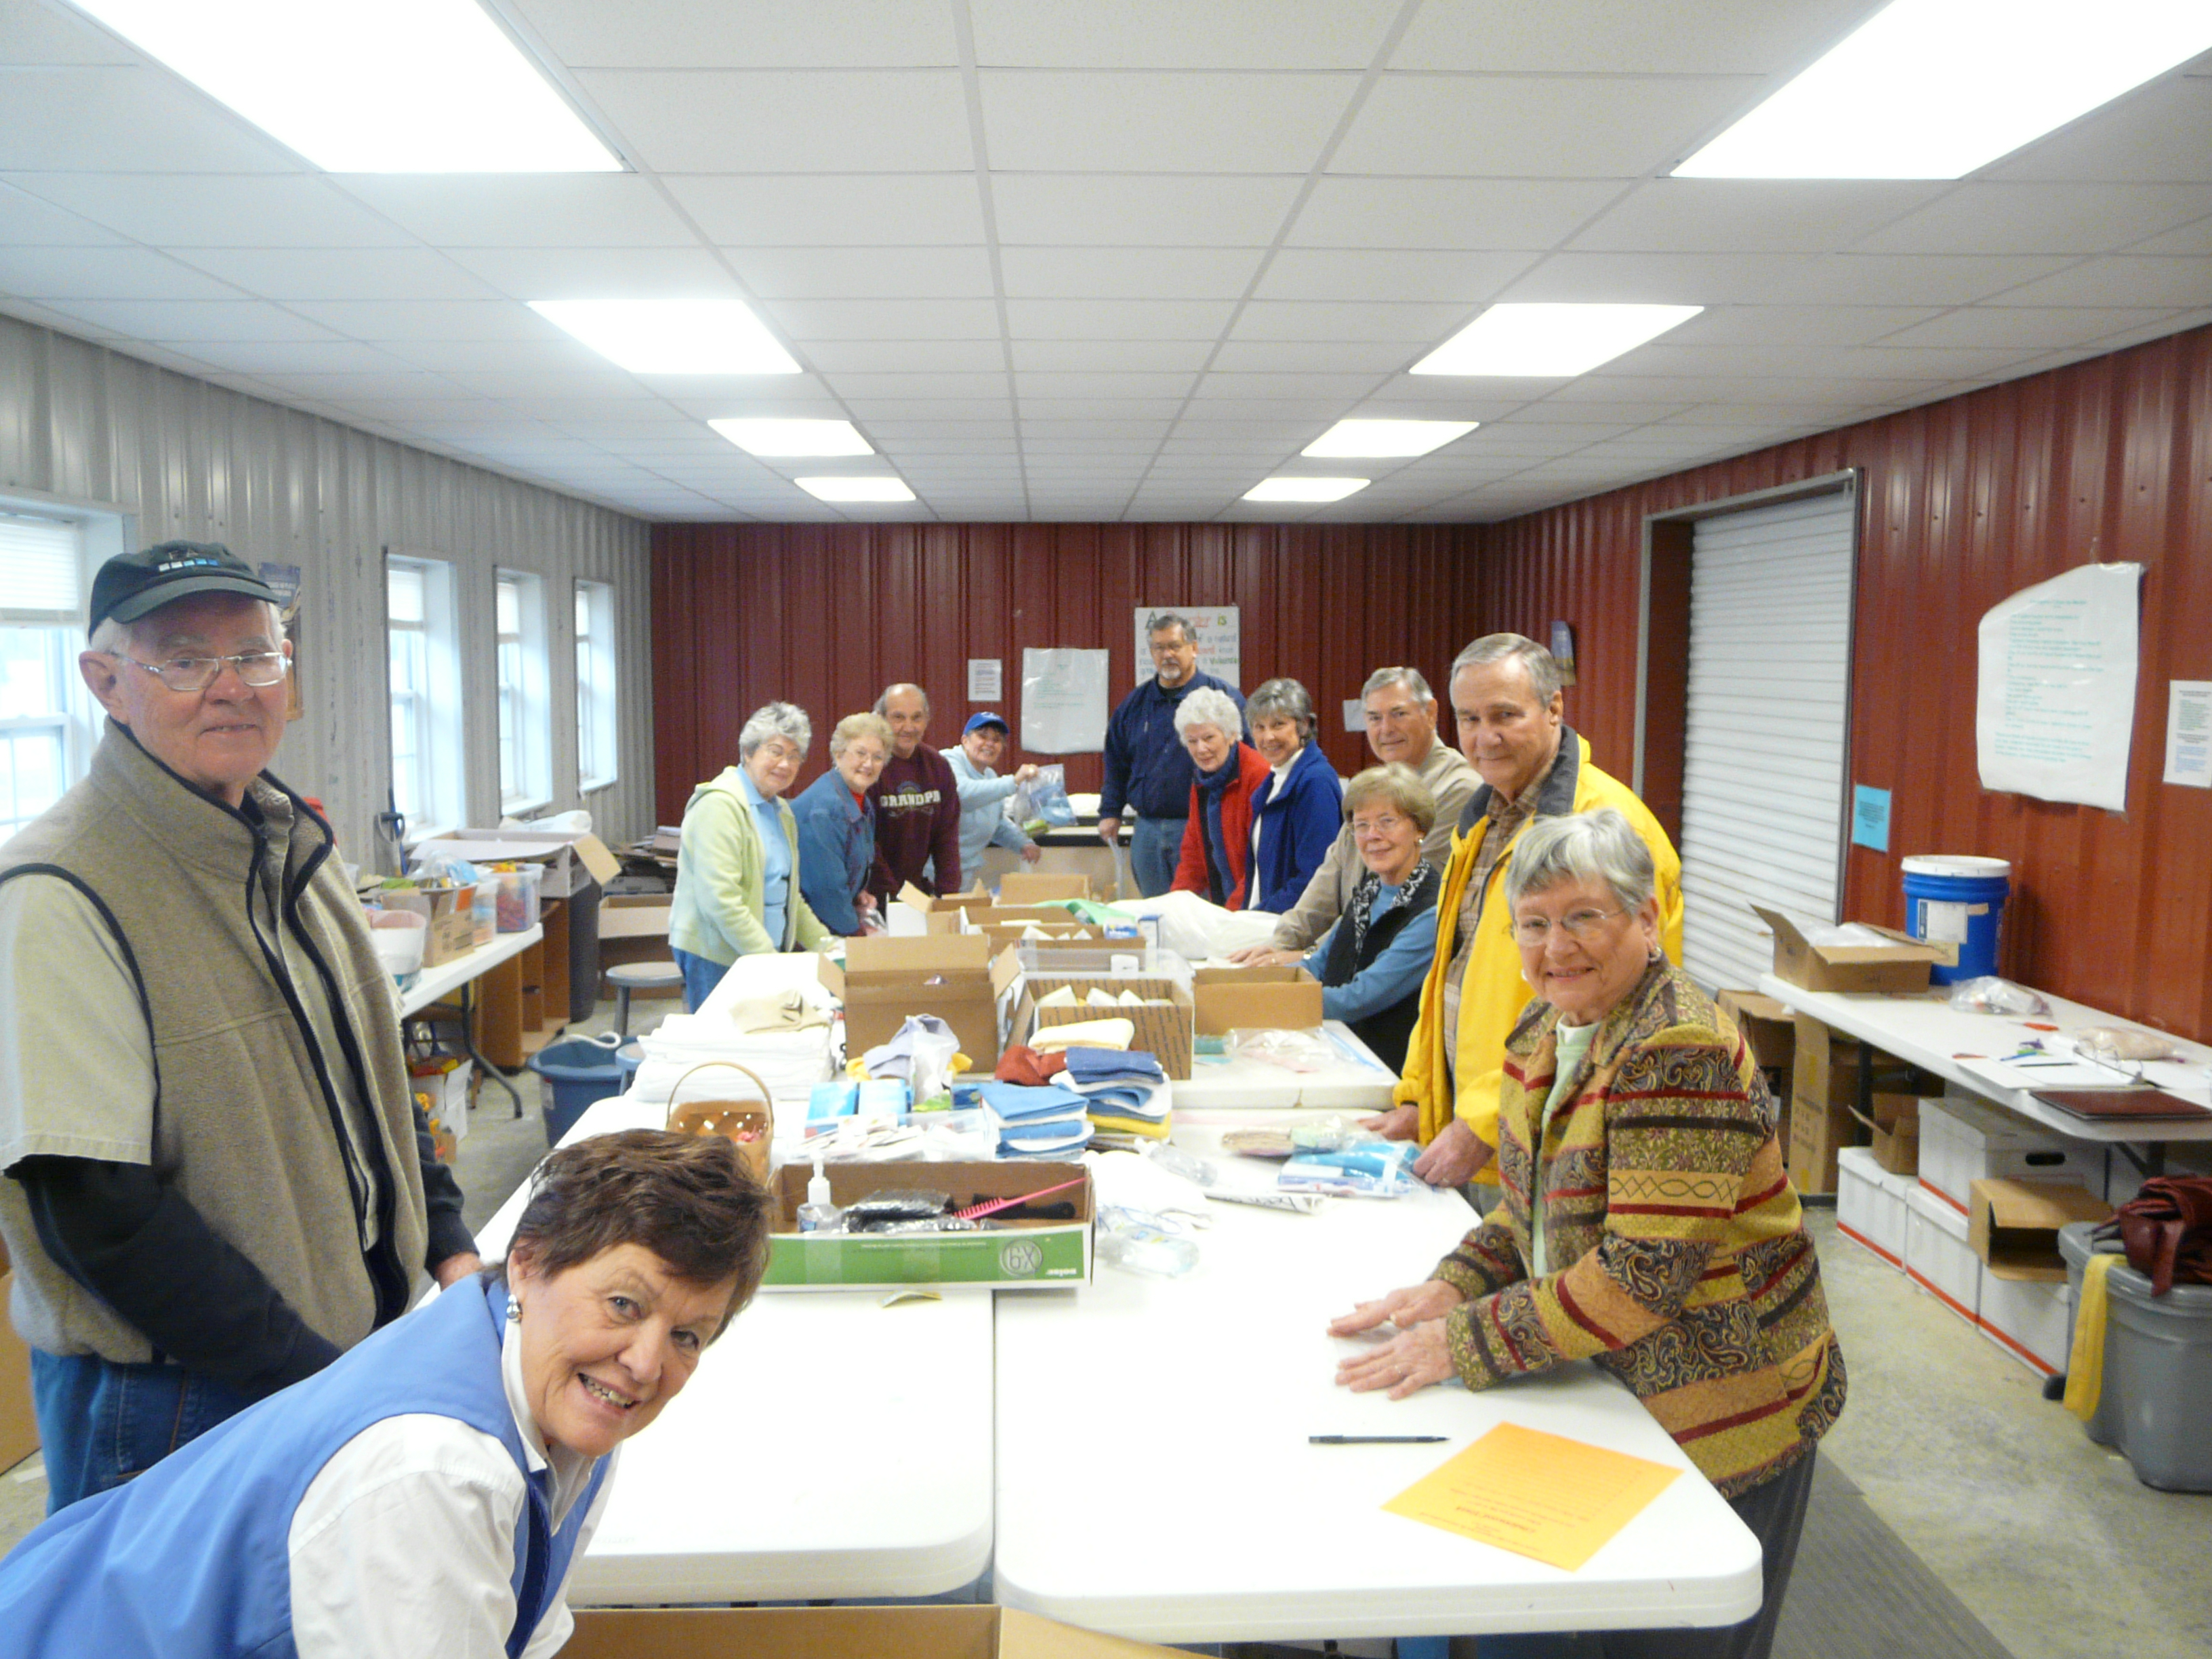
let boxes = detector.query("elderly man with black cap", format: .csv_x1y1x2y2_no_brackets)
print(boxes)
942,711,1044,883
0,541,479,1515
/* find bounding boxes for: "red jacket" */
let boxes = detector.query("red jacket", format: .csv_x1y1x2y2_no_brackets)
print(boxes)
1172,743,1273,910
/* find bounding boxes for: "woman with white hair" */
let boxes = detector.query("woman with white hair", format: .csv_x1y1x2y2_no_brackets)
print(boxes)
1168,685,1272,911
668,701,832,1010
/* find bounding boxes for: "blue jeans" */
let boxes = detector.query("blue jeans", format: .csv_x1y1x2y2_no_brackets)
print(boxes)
672,945,731,1013
1128,815,1186,899
31,1350,255,1515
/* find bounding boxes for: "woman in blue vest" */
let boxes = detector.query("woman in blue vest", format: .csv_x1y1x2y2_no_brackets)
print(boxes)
0,1129,771,1658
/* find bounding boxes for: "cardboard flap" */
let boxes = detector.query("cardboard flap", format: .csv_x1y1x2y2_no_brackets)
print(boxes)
1752,906,1946,967
996,872,1092,903
845,933,994,975
572,832,621,884
1969,1178,2112,1281
998,1607,1189,1659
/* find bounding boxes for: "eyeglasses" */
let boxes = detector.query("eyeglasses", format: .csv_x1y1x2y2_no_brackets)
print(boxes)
1351,813,1408,838
1510,906,1628,945
113,651,288,693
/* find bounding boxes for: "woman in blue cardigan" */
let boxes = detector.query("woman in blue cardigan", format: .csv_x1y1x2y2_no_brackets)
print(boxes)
1245,678,1343,913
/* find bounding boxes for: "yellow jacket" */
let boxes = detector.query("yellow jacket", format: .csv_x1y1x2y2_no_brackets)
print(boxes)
1393,731,1683,1172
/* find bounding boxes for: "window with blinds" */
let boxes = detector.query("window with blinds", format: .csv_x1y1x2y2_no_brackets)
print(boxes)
0,512,86,837
1677,489,1858,994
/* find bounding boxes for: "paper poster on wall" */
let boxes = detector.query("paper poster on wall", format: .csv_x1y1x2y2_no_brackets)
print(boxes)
1020,648,1109,754
1134,605,1240,690
1975,562,2142,812
967,658,1002,701
2166,681,2212,788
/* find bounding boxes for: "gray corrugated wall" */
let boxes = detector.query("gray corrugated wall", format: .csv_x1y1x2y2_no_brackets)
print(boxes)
0,314,655,858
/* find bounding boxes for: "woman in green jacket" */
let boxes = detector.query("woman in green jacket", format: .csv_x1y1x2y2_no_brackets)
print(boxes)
668,703,833,1010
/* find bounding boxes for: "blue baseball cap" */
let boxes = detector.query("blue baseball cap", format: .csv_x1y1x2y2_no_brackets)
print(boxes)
963,712,1010,736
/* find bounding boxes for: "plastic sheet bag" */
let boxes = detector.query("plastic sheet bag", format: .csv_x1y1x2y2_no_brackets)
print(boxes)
1945,976,2052,1017
1012,764,1076,832
2073,1026,2183,1064
1230,1028,1336,1073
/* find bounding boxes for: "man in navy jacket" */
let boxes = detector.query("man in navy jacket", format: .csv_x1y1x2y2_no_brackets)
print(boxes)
1097,611,1245,897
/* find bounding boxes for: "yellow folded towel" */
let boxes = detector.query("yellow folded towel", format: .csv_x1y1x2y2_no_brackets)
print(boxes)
2064,1251,2116,1420
1030,1017,1134,1052
1087,1110,1172,1140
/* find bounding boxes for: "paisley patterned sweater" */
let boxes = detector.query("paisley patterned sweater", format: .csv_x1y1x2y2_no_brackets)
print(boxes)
1430,961,1847,1498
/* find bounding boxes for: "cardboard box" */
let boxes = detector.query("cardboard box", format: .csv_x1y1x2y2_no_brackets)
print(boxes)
1752,905,1950,996
1787,1015,1927,1194
1904,1183,1981,1324
1967,1178,2112,1282
1717,989,1797,1080
424,827,621,899
1835,1146,1912,1271
1864,1092,1921,1176
1977,1270,2074,1375
1918,1090,2102,1213
1013,973,1194,1080
820,933,1016,1065
1191,963,1326,1034
597,892,675,977
567,1604,1183,1659
381,881,476,967
762,1162,1092,1292
0,1269,37,1471
884,883,997,937
996,871,1092,903
977,918,1105,951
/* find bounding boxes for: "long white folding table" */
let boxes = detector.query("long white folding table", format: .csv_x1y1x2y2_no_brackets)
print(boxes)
1172,1019,1398,1113
991,1113,1763,1644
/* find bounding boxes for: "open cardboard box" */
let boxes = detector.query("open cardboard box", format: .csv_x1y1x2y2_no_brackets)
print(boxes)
1856,1092,1922,1177
820,933,1018,1066
422,827,620,899
995,871,1092,903
1969,1178,2112,1281
1717,989,1797,1077
1752,905,1950,996
567,1604,1180,1659
1011,972,1193,1080
598,891,676,977
885,883,998,937
762,1161,1092,1292
375,880,476,967
1191,963,1324,1034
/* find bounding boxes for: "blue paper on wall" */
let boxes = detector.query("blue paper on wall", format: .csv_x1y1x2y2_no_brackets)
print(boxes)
1851,785,1890,853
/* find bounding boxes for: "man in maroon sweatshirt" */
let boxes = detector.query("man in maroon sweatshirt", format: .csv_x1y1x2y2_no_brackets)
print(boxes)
865,682,963,902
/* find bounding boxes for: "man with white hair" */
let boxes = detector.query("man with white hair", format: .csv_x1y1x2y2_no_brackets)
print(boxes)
0,541,479,1513
865,681,964,901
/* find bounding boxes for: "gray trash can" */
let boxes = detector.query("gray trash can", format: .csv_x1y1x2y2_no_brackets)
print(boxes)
2059,1221,2212,1491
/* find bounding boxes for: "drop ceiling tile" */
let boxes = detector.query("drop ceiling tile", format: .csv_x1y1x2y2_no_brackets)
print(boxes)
804,338,1008,373
622,386,848,417
576,69,975,171
970,0,1400,68
1357,373,1559,407
0,295,122,337
0,68,300,171
1231,300,1471,342
998,245,1265,300
20,173,416,249
1005,298,1235,339
1631,341,2040,380
1989,75,2212,184
33,298,340,343
1287,176,1622,250
1019,397,1185,418
516,0,959,66
330,175,703,248
1978,257,2212,310
1854,184,2212,258
1569,180,1942,255
242,371,485,402
1877,306,2184,350
729,245,996,299
821,371,1010,398
865,432,1019,449
443,368,661,400
1257,248,1537,304
671,174,987,247
1208,339,1423,373
1193,370,1381,399
0,178,127,245
2128,213,2212,255
765,296,1002,339
839,401,1019,422
171,247,499,302
1771,254,2086,308
442,246,742,300
1018,419,1173,440
1008,339,1214,371
0,245,243,299
1391,0,1870,73
1509,398,1680,424
980,71,1353,172
992,173,1300,247
1012,371,1195,398
1332,74,1753,178
1666,304,1946,346
172,340,435,376
491,397,691,423
2090,308,2212,350
1499,251,1820,305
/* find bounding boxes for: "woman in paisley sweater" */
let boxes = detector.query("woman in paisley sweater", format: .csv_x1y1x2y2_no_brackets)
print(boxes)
1331,808,1845,1659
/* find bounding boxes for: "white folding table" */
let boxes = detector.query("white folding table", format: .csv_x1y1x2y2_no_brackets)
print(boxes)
1171,1020,1399,1113
397,923,543,1112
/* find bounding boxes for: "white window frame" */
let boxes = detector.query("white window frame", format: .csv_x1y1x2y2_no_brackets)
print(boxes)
0,498,129,838
495,567,552,817
386,552,465,841
574,578,618,794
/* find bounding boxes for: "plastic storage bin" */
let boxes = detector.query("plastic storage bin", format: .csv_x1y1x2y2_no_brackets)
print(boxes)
525,1033,626,1146
2059,1223,2212,1491
1836,1146,1910,1269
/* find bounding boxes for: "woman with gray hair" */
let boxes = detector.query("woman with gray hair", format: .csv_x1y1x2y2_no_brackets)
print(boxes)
1243,677,1343,912
1332,808,1843,1659
668,701,832,1009
1169,685,1273,910
790,712,893,938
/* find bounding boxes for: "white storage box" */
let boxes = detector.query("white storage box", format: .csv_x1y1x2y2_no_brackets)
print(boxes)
1905,1184,1981,1324
1977,1269,2074,1376
1835,1146,1910,1270
1919,1088,2097,1213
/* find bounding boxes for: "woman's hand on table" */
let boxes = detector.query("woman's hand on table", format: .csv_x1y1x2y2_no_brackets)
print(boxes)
1227,945,1303,968
1328,1278,1464,1338
1333,1317,1458,1400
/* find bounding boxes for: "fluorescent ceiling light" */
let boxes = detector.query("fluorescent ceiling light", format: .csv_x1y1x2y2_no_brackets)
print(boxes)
711,418,873,457
530,300,800,375
1674,0,2212,179
798,477,916,503
71,0,620,173
1412,304,1702,377
1303,419,1477,458
1243,477,1370,503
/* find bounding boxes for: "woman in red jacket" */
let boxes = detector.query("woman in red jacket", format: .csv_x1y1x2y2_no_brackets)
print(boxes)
1170,686,1271,909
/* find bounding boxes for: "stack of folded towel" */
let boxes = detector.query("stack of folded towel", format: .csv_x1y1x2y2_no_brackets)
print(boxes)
1059,1046,1170,1141
979,1080,1094,1158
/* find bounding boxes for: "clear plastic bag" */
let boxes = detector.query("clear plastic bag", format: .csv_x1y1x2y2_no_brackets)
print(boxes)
1230,1029,1336,1073
1944,976,2052,1017
1012,764,1076,833
1095,1206,1200,1277
2073,1026,2182,1063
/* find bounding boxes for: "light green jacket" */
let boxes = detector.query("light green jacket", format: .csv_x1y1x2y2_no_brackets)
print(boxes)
669,766,832,964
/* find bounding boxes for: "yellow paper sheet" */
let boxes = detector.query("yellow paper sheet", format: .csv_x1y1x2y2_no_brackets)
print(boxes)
1382,1422,1681,1572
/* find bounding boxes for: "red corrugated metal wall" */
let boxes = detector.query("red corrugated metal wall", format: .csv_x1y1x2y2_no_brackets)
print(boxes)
651,521,1483,827
1475,324,2212,1038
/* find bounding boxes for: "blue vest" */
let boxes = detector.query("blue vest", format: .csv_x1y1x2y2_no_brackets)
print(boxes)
0,1279,608,1658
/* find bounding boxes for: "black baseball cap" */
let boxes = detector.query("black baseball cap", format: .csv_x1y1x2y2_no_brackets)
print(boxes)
89,541,279,635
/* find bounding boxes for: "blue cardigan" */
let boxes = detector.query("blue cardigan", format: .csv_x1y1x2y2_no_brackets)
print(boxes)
1248,741,1343,912
791,769,875,936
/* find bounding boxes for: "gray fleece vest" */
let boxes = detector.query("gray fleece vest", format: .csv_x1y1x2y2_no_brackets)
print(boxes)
0,724,428,1364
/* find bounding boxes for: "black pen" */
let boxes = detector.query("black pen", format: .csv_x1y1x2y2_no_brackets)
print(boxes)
1309,1434,1448,1445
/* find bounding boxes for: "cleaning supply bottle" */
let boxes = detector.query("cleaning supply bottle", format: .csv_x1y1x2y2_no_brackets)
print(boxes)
798,1156,843,1233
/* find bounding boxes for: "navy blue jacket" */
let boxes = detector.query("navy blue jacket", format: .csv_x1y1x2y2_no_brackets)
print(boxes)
1099,671,1246,821
1249,740,1343,912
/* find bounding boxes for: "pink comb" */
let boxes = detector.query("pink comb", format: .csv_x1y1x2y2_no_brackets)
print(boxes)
954,1173,1089,1221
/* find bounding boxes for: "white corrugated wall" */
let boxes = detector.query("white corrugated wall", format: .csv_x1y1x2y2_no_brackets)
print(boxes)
1677,489,1858,993
0,314,655,857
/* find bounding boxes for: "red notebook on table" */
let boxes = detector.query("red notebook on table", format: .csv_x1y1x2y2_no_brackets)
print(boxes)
2031,1088,2212,1123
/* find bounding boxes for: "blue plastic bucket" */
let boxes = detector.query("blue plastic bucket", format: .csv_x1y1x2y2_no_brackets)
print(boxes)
526,1033,627,1146
1902,856,2011,985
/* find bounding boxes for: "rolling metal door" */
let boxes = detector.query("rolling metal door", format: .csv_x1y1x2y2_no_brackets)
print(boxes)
1679,490,1856,992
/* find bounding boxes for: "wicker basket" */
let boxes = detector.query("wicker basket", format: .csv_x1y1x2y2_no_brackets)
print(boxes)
663,1061,774,1187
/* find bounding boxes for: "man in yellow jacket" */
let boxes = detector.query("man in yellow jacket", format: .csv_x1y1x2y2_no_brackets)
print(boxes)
1370,634,1682,1187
